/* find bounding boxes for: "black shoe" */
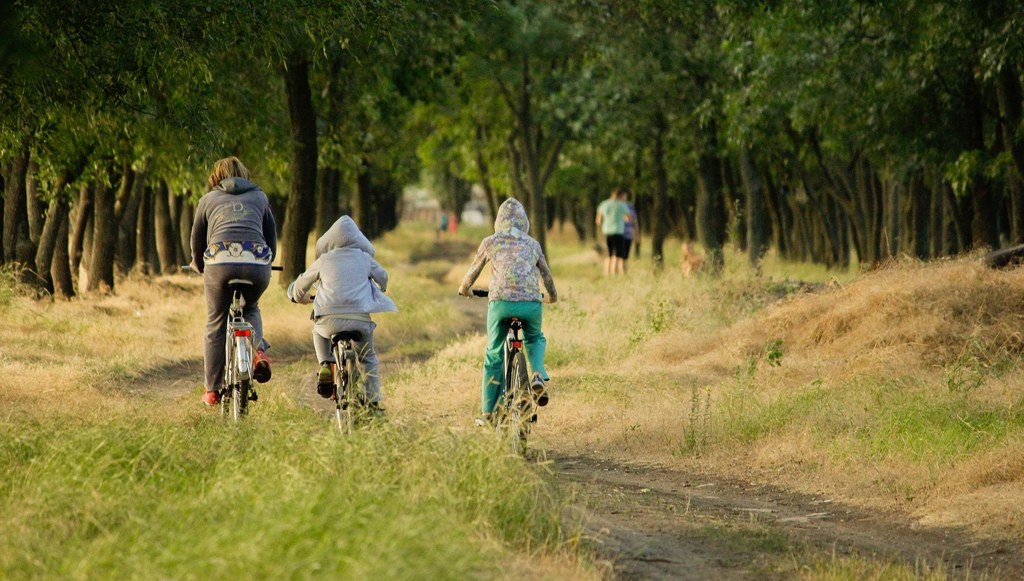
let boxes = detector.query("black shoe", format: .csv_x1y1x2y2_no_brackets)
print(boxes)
317,383,334,399
316,363,334,399
531,373,549,407
367,402,387,420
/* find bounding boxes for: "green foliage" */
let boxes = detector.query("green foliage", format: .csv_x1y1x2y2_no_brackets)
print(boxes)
628,295,677,347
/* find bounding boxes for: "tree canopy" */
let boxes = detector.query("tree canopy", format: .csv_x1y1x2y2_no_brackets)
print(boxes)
3,0,1024,295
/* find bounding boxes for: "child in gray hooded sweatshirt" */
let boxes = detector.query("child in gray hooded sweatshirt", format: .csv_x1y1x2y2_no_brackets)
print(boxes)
287,216,398,406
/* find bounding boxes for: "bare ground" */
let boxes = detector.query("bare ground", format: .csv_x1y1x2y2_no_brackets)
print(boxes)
552,454,1022,579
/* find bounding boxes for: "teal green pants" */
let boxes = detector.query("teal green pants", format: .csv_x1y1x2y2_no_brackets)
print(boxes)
481,300,548,413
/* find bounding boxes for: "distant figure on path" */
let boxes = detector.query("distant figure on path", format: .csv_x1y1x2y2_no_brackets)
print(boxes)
437,211,449,241
621,189,640,273
448,211,459,236
595,187,631,276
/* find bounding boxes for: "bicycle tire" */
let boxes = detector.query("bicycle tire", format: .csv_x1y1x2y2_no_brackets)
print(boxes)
233,381,249,421
506,351,530,454
333,343,355,433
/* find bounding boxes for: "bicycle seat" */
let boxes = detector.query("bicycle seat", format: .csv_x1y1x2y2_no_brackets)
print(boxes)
227,279,254,291
331,330,363,344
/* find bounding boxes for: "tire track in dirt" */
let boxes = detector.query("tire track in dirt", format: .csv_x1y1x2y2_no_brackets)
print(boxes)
554,455,1023,580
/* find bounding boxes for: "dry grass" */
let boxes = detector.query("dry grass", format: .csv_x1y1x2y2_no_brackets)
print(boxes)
508,253,1024,540
6,223,1024,569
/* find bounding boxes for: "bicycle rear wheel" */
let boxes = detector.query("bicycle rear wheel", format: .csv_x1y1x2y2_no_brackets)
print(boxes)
333,345,355,433
232,381,250,421
505,351,530,455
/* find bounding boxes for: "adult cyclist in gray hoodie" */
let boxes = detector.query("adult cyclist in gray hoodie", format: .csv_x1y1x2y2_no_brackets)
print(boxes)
190,157,277,407
287,215,397,408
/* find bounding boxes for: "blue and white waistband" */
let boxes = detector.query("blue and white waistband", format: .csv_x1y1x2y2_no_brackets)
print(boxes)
204,241,272,265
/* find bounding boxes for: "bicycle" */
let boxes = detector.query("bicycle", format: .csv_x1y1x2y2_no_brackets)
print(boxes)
327,330,368,433
183,264,281,422
469,288,538,455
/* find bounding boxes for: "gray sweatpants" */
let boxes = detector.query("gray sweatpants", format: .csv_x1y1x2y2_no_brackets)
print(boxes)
203,263,271,391
313,317,381,403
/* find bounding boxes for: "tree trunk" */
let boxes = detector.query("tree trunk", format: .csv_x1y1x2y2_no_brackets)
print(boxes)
113,162,135,225
910,171,931,259
86,178,117,292
475,123,500,221
883,171,901,258
116,168,146,273
70,183,93,278
280,56,318,286
997,64,1024,189
996,64,1024,245
945,183,969,254
316,167,340,237
178,196,193,266
963,76,999,249
651,111,669,265
26,161,43,244
354,160,374,239
153,179,177,274
51,212,74,299
3,137,31,265
740,147,769,266
33,181,71,293
135,184,154,274
353,160,399,240
695,121,727,274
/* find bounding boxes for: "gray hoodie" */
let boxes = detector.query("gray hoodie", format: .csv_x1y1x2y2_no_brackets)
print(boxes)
287,216,398,316
190,178,277,272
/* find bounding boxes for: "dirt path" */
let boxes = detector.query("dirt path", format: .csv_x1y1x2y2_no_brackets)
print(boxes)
143,240,1024,579
553,454,1022,579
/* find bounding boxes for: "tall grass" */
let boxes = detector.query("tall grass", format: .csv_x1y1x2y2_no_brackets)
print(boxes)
0,225,596,580
0,401,579,579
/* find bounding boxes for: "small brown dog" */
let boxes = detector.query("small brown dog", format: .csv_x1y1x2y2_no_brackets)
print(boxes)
681,242,705,276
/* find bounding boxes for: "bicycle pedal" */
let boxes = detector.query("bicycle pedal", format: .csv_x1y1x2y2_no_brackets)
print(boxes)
530,414,537,423
250,390,258,402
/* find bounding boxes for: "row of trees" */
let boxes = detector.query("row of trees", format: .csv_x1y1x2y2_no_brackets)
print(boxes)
3,0,1024,299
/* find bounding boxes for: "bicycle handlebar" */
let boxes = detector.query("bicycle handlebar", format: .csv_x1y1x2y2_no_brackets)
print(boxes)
181,265,284,272
466,288,551,302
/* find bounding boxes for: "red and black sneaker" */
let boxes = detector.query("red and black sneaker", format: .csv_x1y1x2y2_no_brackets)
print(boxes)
203,390,221,406
253,350,272,383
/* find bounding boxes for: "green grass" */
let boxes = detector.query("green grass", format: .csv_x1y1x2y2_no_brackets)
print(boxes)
0,402,577,580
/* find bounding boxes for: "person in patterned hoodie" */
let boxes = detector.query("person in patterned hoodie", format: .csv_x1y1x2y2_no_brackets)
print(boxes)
458,198,558,423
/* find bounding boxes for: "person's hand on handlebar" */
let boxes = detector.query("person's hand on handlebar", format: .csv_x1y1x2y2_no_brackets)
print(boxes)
458,285,471,297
